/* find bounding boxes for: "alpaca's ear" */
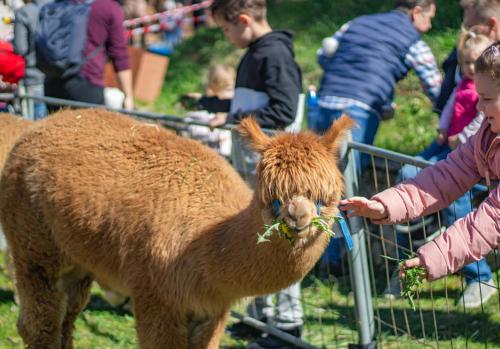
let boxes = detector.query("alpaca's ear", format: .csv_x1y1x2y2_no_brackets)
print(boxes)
321,114,355,154
237,117,271,153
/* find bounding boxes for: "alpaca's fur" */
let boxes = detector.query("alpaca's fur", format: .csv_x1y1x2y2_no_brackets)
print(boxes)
0,114,34,292
0,114,33,170
0,109,353,348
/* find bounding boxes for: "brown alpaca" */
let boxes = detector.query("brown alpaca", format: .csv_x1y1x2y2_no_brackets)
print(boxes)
0,108,353,349
0,114,34,287
0,114,33,170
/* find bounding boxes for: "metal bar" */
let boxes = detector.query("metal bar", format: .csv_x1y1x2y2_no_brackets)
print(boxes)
342,133,376,348
347,141,433,168
230,311,319,349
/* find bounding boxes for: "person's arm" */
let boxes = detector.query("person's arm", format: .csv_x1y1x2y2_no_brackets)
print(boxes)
12,7,29,56
117,69,134,110
317,21,350,69
107,3,133,109
433,48,459,114
413,186,500,281
341,135,482,225
438,85,456,131
404,40,442,104
198,96,231,113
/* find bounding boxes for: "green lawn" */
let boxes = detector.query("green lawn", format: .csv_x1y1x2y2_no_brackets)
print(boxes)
0,251,498,348
2,1,499,348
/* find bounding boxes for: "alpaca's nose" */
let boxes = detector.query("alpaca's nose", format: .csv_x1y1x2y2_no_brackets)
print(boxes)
285,196,315,230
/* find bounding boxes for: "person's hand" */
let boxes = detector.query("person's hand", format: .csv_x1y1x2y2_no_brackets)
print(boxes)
339,197,388,221
448,135,460,149
0,75,17,92
436,129,447,145
123,95,134,110
400,256,427,279
209,113,228,128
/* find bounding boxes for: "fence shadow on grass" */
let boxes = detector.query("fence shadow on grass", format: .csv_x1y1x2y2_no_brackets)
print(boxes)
308,301,500,345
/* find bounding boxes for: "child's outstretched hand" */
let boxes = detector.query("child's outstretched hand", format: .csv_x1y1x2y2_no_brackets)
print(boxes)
339,197,388,222
400,256,427,279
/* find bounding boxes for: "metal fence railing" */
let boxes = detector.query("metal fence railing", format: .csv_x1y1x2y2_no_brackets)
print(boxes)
0,95,498,349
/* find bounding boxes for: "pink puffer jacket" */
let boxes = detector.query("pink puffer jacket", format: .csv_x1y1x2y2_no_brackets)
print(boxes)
372,120,500,280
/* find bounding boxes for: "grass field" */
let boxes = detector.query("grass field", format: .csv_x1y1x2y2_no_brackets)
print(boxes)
1,1,499,348
0,250,498,348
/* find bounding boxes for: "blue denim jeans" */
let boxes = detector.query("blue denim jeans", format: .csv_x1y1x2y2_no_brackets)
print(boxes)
316,106,380,170
397,141,492,284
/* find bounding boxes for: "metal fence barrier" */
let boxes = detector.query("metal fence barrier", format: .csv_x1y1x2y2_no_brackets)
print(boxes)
0,94,498,349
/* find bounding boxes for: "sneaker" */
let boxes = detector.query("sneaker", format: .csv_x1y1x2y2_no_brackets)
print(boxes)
246,327,302,349
457,279,497,309
227,319,266,340
383,271,402,300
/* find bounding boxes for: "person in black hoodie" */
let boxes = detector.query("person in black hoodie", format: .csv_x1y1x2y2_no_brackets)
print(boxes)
209,1,304,348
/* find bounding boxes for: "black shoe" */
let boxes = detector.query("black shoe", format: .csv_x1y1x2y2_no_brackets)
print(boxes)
227,319,265,339
247,327,302,349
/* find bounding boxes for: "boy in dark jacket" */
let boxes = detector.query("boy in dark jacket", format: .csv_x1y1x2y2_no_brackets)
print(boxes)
209,1,303,348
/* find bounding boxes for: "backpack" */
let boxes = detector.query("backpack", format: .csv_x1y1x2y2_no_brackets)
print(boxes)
35,0,100,79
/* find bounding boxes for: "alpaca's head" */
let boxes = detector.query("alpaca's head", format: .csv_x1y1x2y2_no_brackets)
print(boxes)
237,115,354,240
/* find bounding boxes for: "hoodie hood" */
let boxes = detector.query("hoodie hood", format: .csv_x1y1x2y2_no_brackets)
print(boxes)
250,30,296,58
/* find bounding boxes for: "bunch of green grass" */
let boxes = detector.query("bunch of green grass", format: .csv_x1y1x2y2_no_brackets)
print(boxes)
257,216,338,246
382,254,426,311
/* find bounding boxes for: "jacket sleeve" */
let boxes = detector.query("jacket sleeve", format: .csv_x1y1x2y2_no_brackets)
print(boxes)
434,48,458,114
198,96,231,113
227,54,302,129
458,113,483,144
372,136,481,224
13,8,30,57
107,3,130,72
417,186,500,280
438,86,456,130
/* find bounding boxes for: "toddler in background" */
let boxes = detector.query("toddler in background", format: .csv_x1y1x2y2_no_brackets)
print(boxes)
437,29,492,147
182,63,234,158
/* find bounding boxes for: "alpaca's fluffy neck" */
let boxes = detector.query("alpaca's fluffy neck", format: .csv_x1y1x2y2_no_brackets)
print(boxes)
204,197,328,299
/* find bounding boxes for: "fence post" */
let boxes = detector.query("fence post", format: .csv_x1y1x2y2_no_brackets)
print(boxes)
342,134,377,349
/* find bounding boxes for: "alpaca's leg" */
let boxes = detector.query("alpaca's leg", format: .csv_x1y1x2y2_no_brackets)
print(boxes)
60,268,93,349
189,311,229,349
15,261,65,349
133,297,188,349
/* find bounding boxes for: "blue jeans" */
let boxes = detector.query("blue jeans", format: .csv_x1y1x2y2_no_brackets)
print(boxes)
316,106,380,170
398,142,492,284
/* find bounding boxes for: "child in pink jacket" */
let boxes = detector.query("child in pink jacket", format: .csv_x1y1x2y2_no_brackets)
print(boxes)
437,30,492,144
340,42,500,282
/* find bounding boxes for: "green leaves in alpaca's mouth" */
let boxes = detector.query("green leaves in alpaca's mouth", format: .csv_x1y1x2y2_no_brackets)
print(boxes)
257,216,339,246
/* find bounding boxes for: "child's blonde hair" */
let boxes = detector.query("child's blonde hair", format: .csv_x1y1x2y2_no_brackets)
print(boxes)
457,27,493,64
475,40,500,82
206,64,236,97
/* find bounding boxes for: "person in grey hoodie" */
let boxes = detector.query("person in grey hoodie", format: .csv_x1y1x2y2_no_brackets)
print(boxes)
13,0,52,120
